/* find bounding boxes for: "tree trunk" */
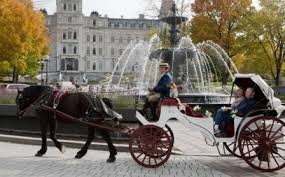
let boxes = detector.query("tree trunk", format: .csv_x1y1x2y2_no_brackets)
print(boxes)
12,67,16,83
275,69,281,86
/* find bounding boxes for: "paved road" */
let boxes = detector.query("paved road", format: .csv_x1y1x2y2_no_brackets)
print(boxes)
0,120,284,177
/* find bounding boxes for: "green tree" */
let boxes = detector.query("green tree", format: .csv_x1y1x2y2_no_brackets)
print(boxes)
236,0,285,85
0,0,49,82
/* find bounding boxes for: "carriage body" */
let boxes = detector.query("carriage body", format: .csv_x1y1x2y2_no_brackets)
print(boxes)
129,74,285,172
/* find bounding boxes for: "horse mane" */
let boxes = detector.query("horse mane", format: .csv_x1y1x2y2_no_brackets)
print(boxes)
23,85,53,100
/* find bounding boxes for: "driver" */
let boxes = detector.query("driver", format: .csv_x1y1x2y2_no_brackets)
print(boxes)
143,63,173,121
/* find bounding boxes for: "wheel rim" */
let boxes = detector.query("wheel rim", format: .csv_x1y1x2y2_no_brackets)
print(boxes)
223,142,242,158
129,125,173,168
238,116,285,172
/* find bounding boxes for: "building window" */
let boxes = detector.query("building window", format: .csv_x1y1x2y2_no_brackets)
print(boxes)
63,46,66,54
93,48,96,55
73,46,77,54
87,61,90,70
63,4,66,10
93,35,96,42
93,63,96,70
111,48,115,56
87,47,90,55
93,19,96,26
87,35,90,42
99,48,103,56
119,37,123,43
68,17,72,23
63,33,66,40
61,59,65,70
119,49,123,55
73,32,77,40
99,63,103,71
111,36,115,43
68,31,72,39
99,35,103,42
73,4,76,11
68,4,72,11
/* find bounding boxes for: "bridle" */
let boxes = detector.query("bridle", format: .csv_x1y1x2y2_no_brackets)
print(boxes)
17,89,52,118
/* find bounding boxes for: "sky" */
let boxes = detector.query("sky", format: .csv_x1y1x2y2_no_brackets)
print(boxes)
33,0,260,19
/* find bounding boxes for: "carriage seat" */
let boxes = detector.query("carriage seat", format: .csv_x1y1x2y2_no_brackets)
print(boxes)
159,98,205,118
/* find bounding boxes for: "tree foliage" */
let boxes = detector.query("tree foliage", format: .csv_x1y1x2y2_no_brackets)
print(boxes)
236,0,285,85
191,0,252,57
0,0,48,81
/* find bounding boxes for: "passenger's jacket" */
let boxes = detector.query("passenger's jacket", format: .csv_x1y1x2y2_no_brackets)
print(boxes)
237,98,257,116
153,72,173,98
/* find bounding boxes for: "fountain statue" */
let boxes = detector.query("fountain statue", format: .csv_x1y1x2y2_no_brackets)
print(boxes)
106,2,239,104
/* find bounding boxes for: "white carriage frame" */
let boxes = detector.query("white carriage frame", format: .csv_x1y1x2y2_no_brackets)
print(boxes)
136,74,285,147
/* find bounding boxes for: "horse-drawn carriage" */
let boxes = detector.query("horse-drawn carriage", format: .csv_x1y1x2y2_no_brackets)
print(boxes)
129,74,285,172
16,74,285,172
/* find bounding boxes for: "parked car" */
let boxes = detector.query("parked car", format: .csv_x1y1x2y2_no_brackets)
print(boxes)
0,84,29,93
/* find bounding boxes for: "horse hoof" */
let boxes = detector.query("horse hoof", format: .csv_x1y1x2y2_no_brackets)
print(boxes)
35,152,43,157
75,154,83,159
107,156,116,163
60,145,66,153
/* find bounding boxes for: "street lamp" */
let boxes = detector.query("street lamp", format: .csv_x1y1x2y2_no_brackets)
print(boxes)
44,55,49,85
40,61,44,85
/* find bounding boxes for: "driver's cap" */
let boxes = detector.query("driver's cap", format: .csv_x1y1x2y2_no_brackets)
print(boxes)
159,63,169,68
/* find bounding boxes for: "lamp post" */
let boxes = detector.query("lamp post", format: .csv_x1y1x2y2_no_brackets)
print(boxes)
40,61,44,85
44,55,49,85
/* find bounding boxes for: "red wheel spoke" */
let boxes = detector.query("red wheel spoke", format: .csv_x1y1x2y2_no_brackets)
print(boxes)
270,134,285,142
276,146,285,152
269,125,283,140
270,152,280,168
267,120,275,138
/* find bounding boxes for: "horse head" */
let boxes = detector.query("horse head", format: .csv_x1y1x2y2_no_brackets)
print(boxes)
16,85,52,118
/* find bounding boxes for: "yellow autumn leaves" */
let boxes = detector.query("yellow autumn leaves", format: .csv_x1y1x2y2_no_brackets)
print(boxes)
0,0,49,79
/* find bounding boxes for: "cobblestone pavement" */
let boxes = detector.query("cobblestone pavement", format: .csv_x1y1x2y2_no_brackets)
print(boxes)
0,142,228,177
167,121,285,177
0,120,284,177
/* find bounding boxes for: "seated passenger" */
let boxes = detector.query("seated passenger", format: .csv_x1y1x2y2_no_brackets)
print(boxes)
143,63,173,121
214,87,256,136
221,88,245,112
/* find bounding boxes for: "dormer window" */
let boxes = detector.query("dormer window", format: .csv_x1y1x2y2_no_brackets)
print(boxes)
93,20,96,26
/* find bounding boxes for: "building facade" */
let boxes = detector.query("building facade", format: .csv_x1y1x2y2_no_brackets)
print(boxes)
44,0,161,83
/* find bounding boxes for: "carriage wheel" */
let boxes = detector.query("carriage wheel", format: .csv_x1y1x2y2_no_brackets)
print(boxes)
223,142,242,158
238,116,285,172
129,125,173,168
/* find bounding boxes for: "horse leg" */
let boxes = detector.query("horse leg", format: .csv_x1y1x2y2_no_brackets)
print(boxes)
98,129,117,163
49,118,65,153
35,118,48,157
75,126,95,159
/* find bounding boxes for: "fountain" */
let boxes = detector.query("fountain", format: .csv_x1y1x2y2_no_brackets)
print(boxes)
106,3,238,104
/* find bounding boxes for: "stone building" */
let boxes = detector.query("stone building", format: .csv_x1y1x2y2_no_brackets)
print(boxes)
45,0,161,83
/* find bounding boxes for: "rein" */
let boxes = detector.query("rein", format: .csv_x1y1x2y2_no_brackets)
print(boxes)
18,90,52,116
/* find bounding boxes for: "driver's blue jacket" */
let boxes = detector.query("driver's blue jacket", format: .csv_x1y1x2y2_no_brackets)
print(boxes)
153,72,173,98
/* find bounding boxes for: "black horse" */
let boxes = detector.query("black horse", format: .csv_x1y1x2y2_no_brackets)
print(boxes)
16,85,118,162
